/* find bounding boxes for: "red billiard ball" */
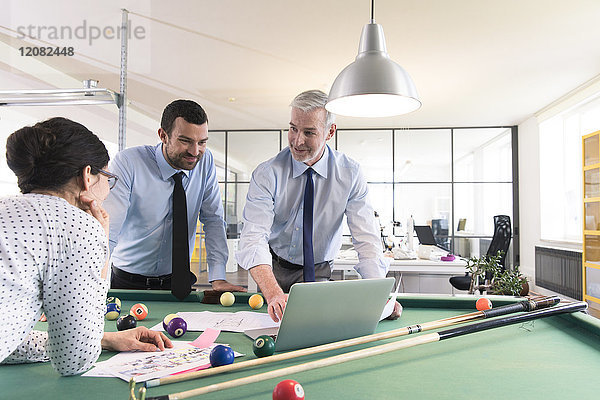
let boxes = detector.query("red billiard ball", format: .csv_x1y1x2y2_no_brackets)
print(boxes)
273,379,305,400
476,298,493,311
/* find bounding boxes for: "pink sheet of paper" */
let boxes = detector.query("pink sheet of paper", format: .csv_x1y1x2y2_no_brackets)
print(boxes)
170,328,222,376
190,328,221,349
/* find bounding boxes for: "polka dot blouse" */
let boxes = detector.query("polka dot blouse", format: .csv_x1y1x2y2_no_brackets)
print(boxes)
0,194,109,376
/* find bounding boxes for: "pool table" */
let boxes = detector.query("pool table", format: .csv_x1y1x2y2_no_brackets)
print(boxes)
2,290,600,400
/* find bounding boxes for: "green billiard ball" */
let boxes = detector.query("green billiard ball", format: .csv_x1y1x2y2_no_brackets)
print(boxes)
253,335,275,358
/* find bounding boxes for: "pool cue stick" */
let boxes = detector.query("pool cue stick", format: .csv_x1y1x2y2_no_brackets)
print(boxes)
142,300,585,400
145,296,560,389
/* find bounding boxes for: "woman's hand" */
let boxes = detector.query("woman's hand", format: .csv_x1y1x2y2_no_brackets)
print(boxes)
101,326,173,352
80,194,109,239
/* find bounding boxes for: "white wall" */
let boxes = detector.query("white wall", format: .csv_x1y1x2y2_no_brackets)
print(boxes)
518,116,541,282
518,79,600,293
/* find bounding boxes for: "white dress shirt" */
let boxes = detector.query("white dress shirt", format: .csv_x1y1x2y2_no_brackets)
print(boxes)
236,145,388,279
0,194,108,376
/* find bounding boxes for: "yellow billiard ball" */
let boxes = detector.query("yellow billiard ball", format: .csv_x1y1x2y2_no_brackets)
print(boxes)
220,292,235,307
248,294,264,310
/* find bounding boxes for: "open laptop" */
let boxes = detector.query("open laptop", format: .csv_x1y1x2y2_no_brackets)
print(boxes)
414,225,450,252
244,277,395,351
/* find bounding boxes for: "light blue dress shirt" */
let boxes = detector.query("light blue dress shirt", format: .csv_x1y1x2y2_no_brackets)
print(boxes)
236,145,388,279
104,144,227,282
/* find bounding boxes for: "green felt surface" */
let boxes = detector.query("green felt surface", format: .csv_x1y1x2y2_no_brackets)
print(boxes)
2,291,600,400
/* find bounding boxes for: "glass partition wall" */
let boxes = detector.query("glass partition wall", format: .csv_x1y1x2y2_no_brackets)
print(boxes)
206,125,518,282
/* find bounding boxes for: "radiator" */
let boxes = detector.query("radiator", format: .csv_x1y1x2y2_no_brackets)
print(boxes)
535,246,582,299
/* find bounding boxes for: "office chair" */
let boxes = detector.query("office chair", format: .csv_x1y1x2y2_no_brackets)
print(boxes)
449,215,512,292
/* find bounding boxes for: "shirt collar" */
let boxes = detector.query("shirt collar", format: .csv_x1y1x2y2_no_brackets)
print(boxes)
155,143,191,181
291,144,330,179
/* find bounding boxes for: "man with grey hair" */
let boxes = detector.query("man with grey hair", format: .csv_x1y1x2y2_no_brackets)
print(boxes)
237,90,401,322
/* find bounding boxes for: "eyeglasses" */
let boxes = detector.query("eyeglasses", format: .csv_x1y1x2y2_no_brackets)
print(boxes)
98,169,119,190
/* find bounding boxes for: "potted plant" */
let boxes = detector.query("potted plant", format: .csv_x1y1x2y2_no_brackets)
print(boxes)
465,253,502,294
466,252,528,296
490,265,529,296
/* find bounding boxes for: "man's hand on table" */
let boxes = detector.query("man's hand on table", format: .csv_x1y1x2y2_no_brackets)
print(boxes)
101,326,173,352
249,264,288,322
385,301,403,320
211,279,247,293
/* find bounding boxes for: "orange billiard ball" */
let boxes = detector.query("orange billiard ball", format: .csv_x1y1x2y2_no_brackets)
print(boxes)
249,294,264,310
476,298,492,311
130,303,149,320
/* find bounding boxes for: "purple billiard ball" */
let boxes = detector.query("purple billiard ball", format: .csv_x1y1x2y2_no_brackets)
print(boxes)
166,317,187,338
209,345,235,367
116,314,137,331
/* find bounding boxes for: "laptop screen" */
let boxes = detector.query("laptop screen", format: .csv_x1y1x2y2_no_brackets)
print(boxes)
273,278,395,351
414,225,437,245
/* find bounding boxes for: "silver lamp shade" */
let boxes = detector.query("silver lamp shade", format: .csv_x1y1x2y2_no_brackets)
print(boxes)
326,22,421,117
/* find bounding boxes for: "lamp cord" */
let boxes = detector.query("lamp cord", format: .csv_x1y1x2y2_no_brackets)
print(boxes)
370,0,375,21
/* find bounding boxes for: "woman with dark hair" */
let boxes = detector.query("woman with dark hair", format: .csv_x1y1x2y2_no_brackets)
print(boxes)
0,117,172,376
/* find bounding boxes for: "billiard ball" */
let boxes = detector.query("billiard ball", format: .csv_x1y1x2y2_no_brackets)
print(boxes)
130,303,149,320
248,294,264,310
116,314,137,331
220,292,235,307
273,379,305,400
166,317,187,338
209,345,235,367
162,313,179,330
106,297,121,308
476,298,493,311
105,302,121,320
253,335,275,358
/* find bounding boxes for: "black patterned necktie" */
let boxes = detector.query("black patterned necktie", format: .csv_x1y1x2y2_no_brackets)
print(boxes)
171,172,191,300
303,168,315,282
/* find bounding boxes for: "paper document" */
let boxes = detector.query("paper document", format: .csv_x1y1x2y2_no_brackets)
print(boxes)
149,311,279,333
84,341,242,382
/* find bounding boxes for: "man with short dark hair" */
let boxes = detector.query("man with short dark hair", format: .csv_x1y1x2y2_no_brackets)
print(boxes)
104,100,245,294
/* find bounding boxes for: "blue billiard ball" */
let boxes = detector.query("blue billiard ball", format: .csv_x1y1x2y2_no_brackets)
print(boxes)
105,302,121,320
209,345,235,367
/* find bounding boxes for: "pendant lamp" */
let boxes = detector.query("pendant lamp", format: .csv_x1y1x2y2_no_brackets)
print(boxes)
326,0,421,117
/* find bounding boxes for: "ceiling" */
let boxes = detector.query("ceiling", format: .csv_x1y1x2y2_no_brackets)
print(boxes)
1,0,600,146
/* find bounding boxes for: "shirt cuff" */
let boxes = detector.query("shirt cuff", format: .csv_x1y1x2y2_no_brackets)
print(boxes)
235,245,272,271
2,330,49,364
354,256,389,279
207,264,227,282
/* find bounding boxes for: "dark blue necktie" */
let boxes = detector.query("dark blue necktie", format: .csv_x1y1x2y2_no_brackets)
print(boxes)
303,168,315,282
172,172,191,300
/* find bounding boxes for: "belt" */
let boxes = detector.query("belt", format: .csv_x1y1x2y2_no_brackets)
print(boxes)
270,248,332,270
270,248,304,270
111,266,171,289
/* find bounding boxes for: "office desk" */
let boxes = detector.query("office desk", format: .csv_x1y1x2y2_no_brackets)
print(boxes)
334,257,467,294
247,258,468,294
